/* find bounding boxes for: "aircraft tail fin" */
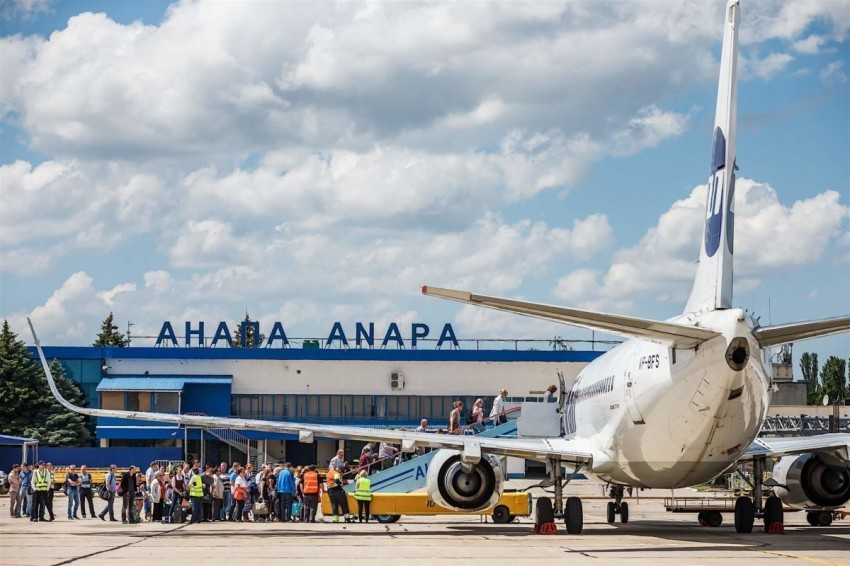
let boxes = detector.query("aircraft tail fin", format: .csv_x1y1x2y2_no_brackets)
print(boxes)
684,0,740,315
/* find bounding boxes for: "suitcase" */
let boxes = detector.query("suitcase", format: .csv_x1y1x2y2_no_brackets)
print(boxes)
172,505,184,524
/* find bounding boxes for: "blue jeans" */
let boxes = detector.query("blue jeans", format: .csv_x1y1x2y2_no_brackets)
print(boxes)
67,490,80,517
221,492,232,520
99,492,115,519
191,496,203,523
277,492,293,521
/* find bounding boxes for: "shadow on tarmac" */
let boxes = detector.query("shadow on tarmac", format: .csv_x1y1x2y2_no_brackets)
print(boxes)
67,518,850,555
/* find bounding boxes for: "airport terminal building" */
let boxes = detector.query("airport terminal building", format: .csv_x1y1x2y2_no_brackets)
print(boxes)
31,319,605,467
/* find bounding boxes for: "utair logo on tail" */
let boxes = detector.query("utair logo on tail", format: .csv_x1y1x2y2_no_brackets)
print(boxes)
28,0,850,537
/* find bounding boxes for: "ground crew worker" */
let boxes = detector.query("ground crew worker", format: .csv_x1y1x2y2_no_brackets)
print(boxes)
354,471,372,523
301,465,321,523
45,462,56,520
326,465,351,523
189,468,205,523
31,461,51,522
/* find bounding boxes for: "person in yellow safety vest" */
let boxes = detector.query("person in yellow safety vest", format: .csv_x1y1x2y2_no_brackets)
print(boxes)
189,470,205,524
354,471,372,523
326,465,351,523
31,461,52,522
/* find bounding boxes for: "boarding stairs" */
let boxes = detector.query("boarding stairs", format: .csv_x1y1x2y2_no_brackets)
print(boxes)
345,416,519,494
185,413,270,468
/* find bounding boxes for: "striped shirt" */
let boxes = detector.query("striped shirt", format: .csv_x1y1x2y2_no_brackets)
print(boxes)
219,472,231,493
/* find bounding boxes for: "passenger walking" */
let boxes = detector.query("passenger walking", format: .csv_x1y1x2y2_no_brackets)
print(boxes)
301,465,321,523
448,400,463,434
120,465,138,524
169,467,185,522
219,462,231,521
354,471,372,523
20,463,33,518
212,467,224,521
79,465,96,518
358,445,375,475
545,384,557,403
201,464,215,521
233,468,248,522
151,471,166,521
31,461,50,522
465,398,485,432
490,389,508,425
8,463,22,518
275,462,295,522
65,464,81,519
379,442,398,470
98,464,118,521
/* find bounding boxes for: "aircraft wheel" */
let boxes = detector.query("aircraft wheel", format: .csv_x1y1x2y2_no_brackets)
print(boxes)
698,510,723,527
492,505,511,524
375,514,400,524
606,501,615,524
620,501,629,524
565,496,583,534
535,496,554,527
808,511,832,526
763,496,783,532
734,496,754,534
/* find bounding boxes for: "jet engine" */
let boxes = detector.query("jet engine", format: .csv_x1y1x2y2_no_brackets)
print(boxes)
425,450,504,512
772,453,850,510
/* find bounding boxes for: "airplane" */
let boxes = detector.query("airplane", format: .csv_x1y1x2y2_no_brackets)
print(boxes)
28,0,849,535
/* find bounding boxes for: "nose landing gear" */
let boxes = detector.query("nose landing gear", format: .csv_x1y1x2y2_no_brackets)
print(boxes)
606,486,630,524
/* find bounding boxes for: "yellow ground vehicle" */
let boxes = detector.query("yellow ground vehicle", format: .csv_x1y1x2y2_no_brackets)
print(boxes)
321,490,531,524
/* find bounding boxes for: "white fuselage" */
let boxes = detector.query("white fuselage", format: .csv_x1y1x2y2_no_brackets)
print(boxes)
556,308,770,489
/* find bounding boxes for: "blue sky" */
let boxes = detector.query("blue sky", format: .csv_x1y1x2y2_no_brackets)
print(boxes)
1,0,848,377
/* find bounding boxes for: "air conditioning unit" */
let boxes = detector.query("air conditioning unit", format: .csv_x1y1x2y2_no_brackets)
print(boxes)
390,372,404,390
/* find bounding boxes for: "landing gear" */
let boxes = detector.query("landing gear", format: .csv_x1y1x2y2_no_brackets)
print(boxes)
697,510,723,527
733,455,783,534
538,458,584,535
734,496,754,533
564,496,583,534
763,496,784,532
606,486,629,524
806,510,833,527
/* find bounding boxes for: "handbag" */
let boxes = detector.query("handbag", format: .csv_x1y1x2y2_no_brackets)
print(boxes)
98,484,110,500
253,500,268,515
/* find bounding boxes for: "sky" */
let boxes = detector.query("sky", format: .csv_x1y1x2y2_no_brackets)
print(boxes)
0,0,848,376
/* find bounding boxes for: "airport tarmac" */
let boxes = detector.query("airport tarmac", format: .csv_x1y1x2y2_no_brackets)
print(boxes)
1,481,848,566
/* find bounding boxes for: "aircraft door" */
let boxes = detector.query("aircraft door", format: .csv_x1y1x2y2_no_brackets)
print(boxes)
624,371,645,425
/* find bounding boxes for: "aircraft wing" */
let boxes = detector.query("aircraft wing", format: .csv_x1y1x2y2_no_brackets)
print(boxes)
422,286,720,349
741,434,850,463
752,316,850,348
28,319,593,468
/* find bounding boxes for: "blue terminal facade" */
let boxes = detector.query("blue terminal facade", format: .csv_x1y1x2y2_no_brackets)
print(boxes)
30,345,604,448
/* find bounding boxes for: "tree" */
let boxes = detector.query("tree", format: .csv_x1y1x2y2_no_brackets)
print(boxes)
800,352,820,405
93,312,128,347
820,356,847,405
549,336,574,351
34,360,91,446
0,321,91,446
232,313,266,348
0,320,48,437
